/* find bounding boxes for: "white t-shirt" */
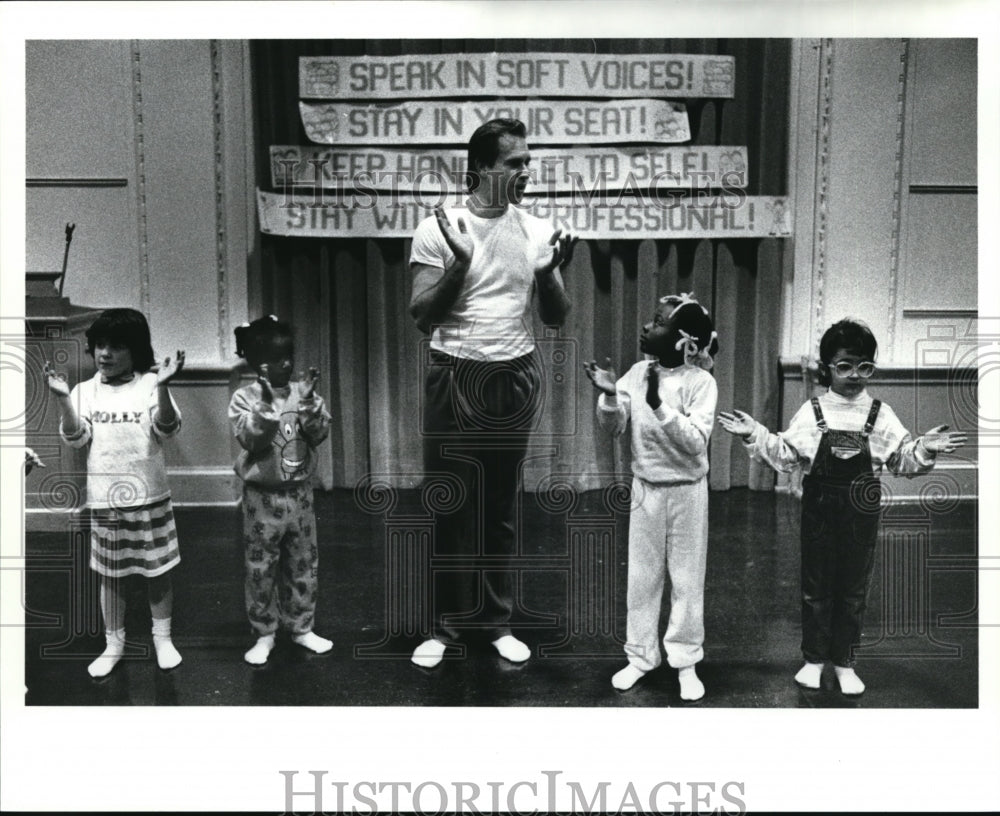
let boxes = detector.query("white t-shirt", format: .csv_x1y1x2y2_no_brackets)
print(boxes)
409,205,553,360
60,372,181,509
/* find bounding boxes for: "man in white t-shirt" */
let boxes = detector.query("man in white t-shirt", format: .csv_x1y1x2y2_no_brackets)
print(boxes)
408,118,575,669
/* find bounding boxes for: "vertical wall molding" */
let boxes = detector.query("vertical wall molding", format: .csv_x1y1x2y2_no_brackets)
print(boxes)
811,38,834,353
211,40,229,361
886,38,911,354
130,41,151,318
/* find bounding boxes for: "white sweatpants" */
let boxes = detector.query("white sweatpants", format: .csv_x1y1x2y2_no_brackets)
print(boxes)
625,476,709,670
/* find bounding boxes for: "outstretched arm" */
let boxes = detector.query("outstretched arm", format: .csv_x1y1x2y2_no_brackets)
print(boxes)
409,208,473,334
719,406,811,472
886,423,968,475
585,357,628,435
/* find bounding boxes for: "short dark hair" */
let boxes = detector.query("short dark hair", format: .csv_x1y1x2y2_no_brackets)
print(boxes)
85,308,155,372
819,319,878,364
465,118,527,192
234,315,294,368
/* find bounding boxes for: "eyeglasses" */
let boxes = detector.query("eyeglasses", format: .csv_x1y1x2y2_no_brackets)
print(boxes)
831,361,876,378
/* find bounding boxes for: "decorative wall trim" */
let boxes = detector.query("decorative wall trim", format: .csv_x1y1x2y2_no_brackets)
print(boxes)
886,38,910,354
811,39,834,351
26,178,128,188
780,356,977,385
130,41,151,320
902,309,978,318
908,185,978,194
168,361,246,385
211,40,229,362
167,466,242,507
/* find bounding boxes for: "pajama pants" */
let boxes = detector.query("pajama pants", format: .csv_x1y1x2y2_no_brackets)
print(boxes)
624,476,709,671
242,482,319,636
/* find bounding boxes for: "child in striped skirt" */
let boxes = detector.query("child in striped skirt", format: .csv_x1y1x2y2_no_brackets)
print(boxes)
45,308,186,678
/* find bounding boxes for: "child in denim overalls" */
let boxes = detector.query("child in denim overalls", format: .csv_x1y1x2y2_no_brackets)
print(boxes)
718,319,966,695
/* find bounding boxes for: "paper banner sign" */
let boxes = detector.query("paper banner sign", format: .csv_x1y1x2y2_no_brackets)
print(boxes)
300,99,690,145
270,145,749,191
257,190,792,240
300,53,735,99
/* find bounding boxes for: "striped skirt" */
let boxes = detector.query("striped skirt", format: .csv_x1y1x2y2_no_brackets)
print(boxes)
89,496,181,578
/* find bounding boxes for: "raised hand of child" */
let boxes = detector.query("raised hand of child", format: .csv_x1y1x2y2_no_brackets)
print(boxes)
42,361,70,397
718,410,757,439
156,350,186,385
920,424,968,455
645,362,662,410
299,367,320,400
255,364,280,422
583,358,617,396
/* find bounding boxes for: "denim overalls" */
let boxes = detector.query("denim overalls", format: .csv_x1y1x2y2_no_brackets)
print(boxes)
800,398,882,667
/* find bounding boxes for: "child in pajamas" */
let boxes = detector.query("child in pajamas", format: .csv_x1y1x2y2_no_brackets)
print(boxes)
44,307,185,677
229,315,333,665
585,293,719,700
718,318,966,695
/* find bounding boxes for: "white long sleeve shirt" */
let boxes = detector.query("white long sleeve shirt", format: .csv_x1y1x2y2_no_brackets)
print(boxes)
597,360,718,484
743,389,936,476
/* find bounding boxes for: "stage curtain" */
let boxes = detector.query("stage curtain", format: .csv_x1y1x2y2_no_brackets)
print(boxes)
250,38,790,492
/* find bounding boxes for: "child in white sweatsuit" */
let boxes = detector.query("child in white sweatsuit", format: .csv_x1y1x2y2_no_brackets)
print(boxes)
585,293,719,700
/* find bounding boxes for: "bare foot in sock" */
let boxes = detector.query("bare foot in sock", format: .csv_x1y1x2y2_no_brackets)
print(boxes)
244,634,276,665
411,638,446,668
292,631,333,654
834,666,865,695
678,666,705,701
153,637,182,670
492,635,530,663
611,664,647,691
88,630,125,678
794,661,824,689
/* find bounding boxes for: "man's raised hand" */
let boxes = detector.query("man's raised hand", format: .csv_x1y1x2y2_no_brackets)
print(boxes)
434,207,474,267
535,229,578,276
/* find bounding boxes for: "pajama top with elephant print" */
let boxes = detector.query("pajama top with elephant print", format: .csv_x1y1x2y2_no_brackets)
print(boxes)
228,380,331,487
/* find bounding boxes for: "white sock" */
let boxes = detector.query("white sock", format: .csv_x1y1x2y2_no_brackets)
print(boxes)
244,634,276,665
292,631,333,654
611,664,648,691
834,666,866,695
678,666,705,701
151,617,182,670
411,638,446,668
794,661,824,689
492,635,530,663
88,628,125,678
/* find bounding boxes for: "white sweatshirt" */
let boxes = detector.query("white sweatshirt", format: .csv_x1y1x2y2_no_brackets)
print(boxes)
597,360,718,485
